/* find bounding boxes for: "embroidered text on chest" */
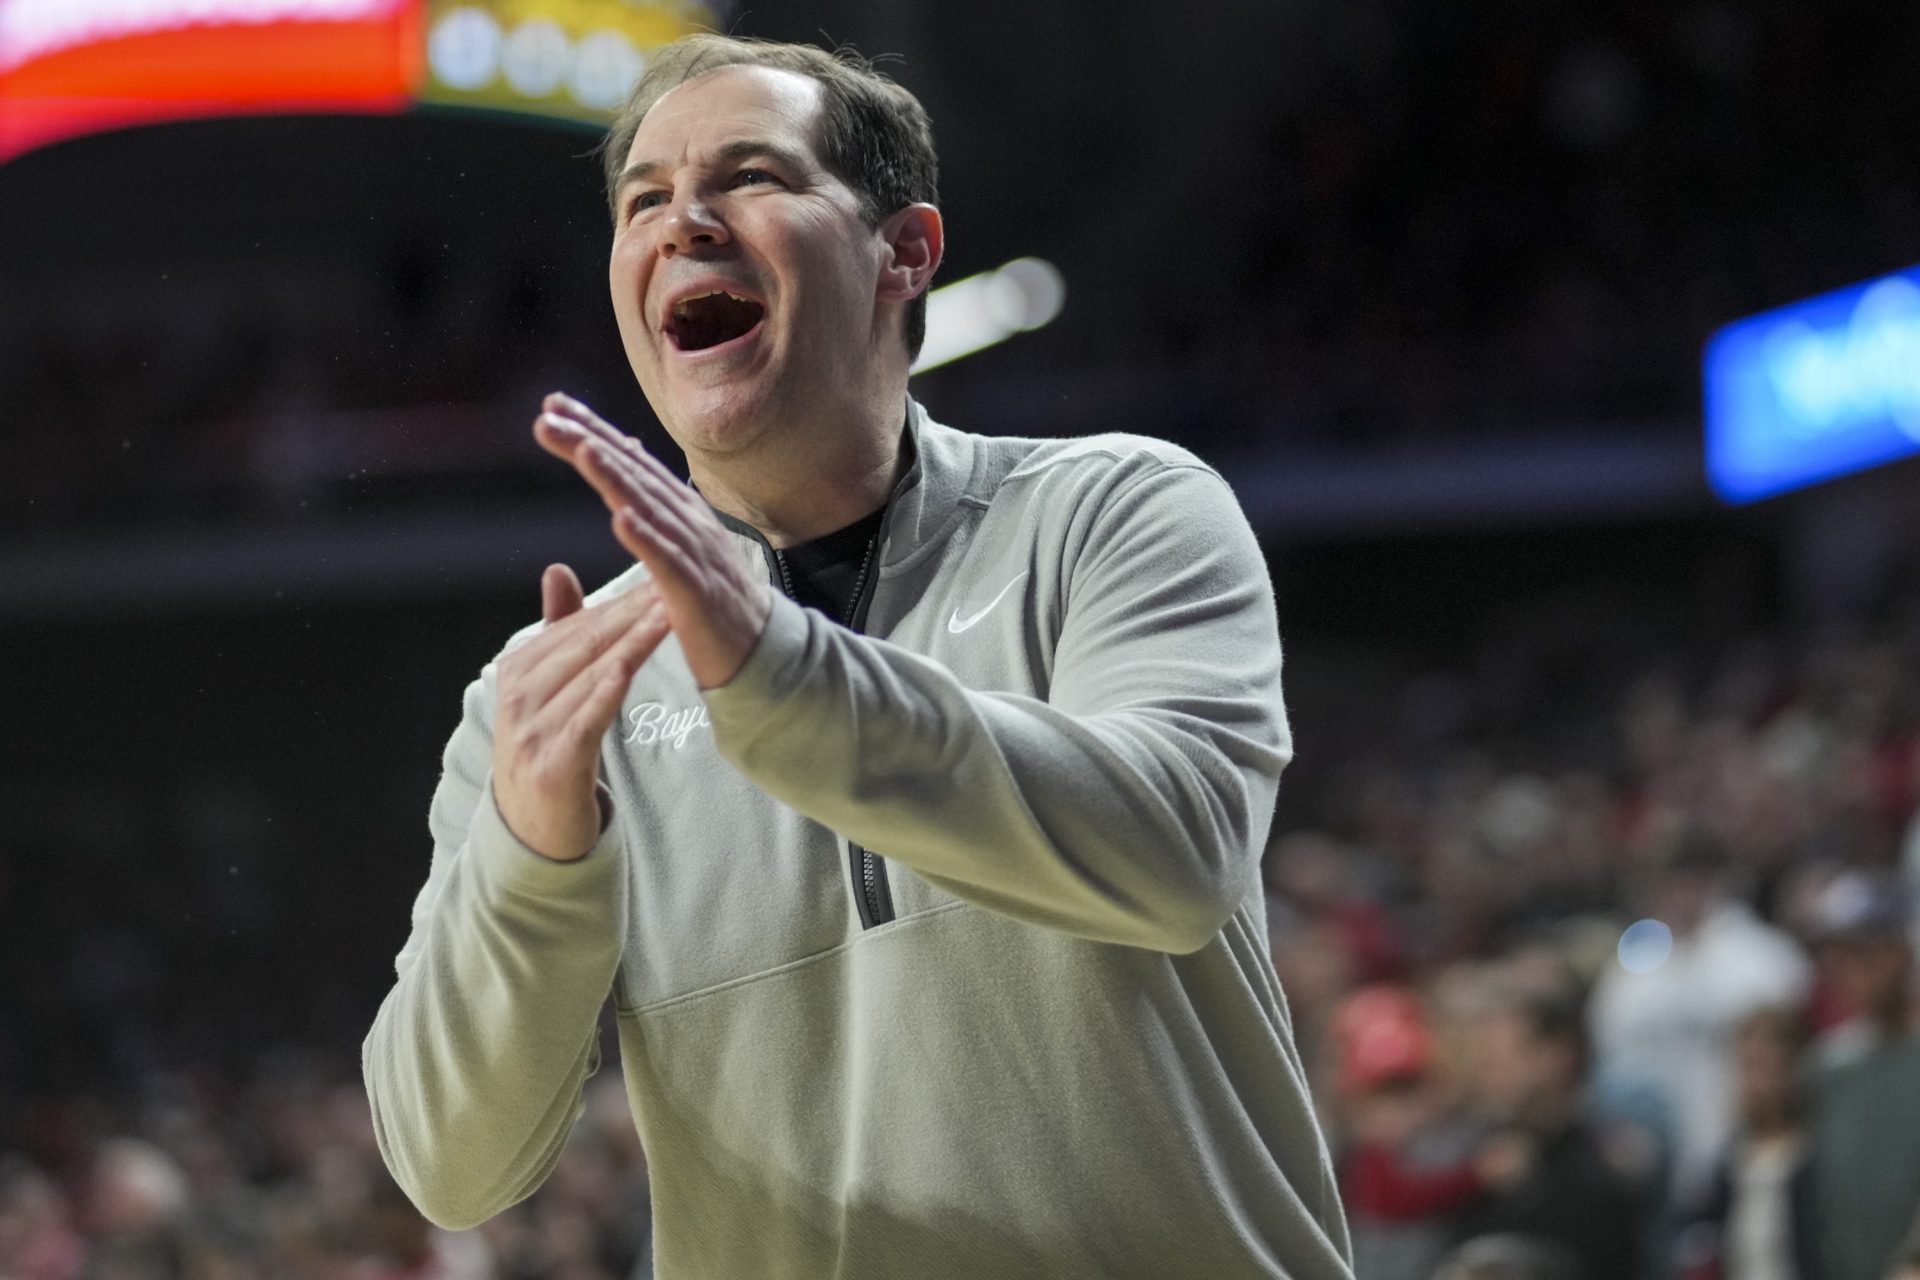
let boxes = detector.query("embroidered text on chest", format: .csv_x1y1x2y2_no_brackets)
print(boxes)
623,701,711,749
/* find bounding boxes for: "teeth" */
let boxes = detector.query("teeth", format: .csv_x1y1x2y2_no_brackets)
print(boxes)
671,289,752,321
673,291,717,320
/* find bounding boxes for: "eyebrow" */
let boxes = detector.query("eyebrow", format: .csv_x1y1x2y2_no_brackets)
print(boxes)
615,138,813,200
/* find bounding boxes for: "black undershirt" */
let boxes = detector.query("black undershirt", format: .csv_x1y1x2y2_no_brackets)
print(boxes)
772,503,887,627
702,410,910,626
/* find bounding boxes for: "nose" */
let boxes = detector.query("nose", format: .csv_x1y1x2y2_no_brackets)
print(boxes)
658,194,728,258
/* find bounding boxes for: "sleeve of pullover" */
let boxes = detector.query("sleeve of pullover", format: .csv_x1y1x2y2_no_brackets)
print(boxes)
361,649,626,1230
703,459,1291,954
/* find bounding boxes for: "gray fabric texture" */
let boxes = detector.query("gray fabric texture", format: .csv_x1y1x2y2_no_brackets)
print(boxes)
362,399,1355,1278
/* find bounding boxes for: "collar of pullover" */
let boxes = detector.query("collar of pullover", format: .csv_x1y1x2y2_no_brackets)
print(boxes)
698,396,974,579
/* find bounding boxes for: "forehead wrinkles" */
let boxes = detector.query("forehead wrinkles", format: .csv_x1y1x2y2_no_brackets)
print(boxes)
626,65,825,174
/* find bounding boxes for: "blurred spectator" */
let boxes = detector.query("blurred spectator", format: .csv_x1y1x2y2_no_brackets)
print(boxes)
358,1169,490,1280
8,522,1920,1279
2,4,1919,1275
1809,872,1917,1071
19,4,1920,524
1679,1004,1822,1280
1334,985,1524,1280
1589,835,1811,1209
82,1138,190,1280
1813,890,1920,1280
1452,983,1646,1280
1434,1234,1582,1280
1267,833,1408,985
1889,1216,1920,1280
0,1156,84,1280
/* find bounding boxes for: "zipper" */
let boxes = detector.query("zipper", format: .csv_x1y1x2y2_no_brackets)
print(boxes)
849,840,895,928
840,533,896,928
760,522,898,930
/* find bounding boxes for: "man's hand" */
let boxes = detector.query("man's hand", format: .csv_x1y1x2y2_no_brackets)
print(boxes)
532,392,774,691
493,564,669,861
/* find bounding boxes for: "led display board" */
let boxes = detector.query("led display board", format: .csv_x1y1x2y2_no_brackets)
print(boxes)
1705,264,1920,503
420,0,707,120
0,0,713,164
0,0,420,160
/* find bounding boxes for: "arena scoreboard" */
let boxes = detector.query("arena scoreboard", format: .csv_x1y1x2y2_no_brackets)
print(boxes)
1705,264,1920,503
0,0,716,164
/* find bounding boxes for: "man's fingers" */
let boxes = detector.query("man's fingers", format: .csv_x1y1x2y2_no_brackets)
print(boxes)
538,396,686,493
541,563,584,624
528,605,671,750
614,498,714,610
502,583,656,714
557,664,648,766
521,586,651,694
581,441,688,527
535,415,654,521
532,396,720,559
491,586,665,861
611,505,705,602
543,391,622,441
536,395,638,464
532,410,591,460
582,445,721,576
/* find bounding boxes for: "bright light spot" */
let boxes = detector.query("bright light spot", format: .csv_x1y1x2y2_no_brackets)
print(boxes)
571,30,641,110
427,7,500,91
1618,919,1673,974
502,18,570,98
997,257,1066,330
1765,277,1920,439
912,258,1066,374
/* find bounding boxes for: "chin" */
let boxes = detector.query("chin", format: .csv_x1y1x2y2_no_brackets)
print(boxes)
657,381,777,457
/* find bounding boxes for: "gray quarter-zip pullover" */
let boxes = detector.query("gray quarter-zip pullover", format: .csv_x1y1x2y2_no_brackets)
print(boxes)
362,398,1355,1278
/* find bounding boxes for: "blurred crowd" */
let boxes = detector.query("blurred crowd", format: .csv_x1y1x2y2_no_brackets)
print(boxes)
1198,0,1920,451
10,2,1920,524
6,588,1919,1280
0,233,602,534
0,1041,652,1280
6,1,1918,1275
1267,593,1920,1280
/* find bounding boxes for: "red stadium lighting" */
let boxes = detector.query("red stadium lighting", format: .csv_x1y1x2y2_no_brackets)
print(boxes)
0,0,423,162
0,1,717,165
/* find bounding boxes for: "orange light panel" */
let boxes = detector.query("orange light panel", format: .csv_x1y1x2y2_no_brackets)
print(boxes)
0,0,421,162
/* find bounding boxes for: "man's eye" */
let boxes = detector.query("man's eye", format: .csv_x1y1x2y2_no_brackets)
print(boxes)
629,191,667,216
731,168,776,188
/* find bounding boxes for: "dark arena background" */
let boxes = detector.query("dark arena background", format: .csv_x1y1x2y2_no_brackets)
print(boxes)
4,2,1920,1278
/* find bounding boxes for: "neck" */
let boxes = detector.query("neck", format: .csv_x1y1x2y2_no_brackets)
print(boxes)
684,386,909,549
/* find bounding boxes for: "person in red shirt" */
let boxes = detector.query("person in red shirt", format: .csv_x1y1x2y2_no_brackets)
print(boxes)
1335,986,1530,1280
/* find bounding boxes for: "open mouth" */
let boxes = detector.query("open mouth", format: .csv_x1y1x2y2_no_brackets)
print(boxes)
666,290,766,353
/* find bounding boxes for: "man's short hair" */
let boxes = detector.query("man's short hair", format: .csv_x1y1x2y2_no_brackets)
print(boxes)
600,35,941,361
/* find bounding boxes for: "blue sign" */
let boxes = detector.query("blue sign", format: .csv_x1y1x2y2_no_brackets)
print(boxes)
1705,264,1920,503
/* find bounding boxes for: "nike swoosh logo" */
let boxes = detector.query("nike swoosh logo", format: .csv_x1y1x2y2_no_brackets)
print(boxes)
948,572,1029,634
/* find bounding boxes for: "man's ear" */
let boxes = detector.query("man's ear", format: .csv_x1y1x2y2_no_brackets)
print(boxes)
876,203,943,305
